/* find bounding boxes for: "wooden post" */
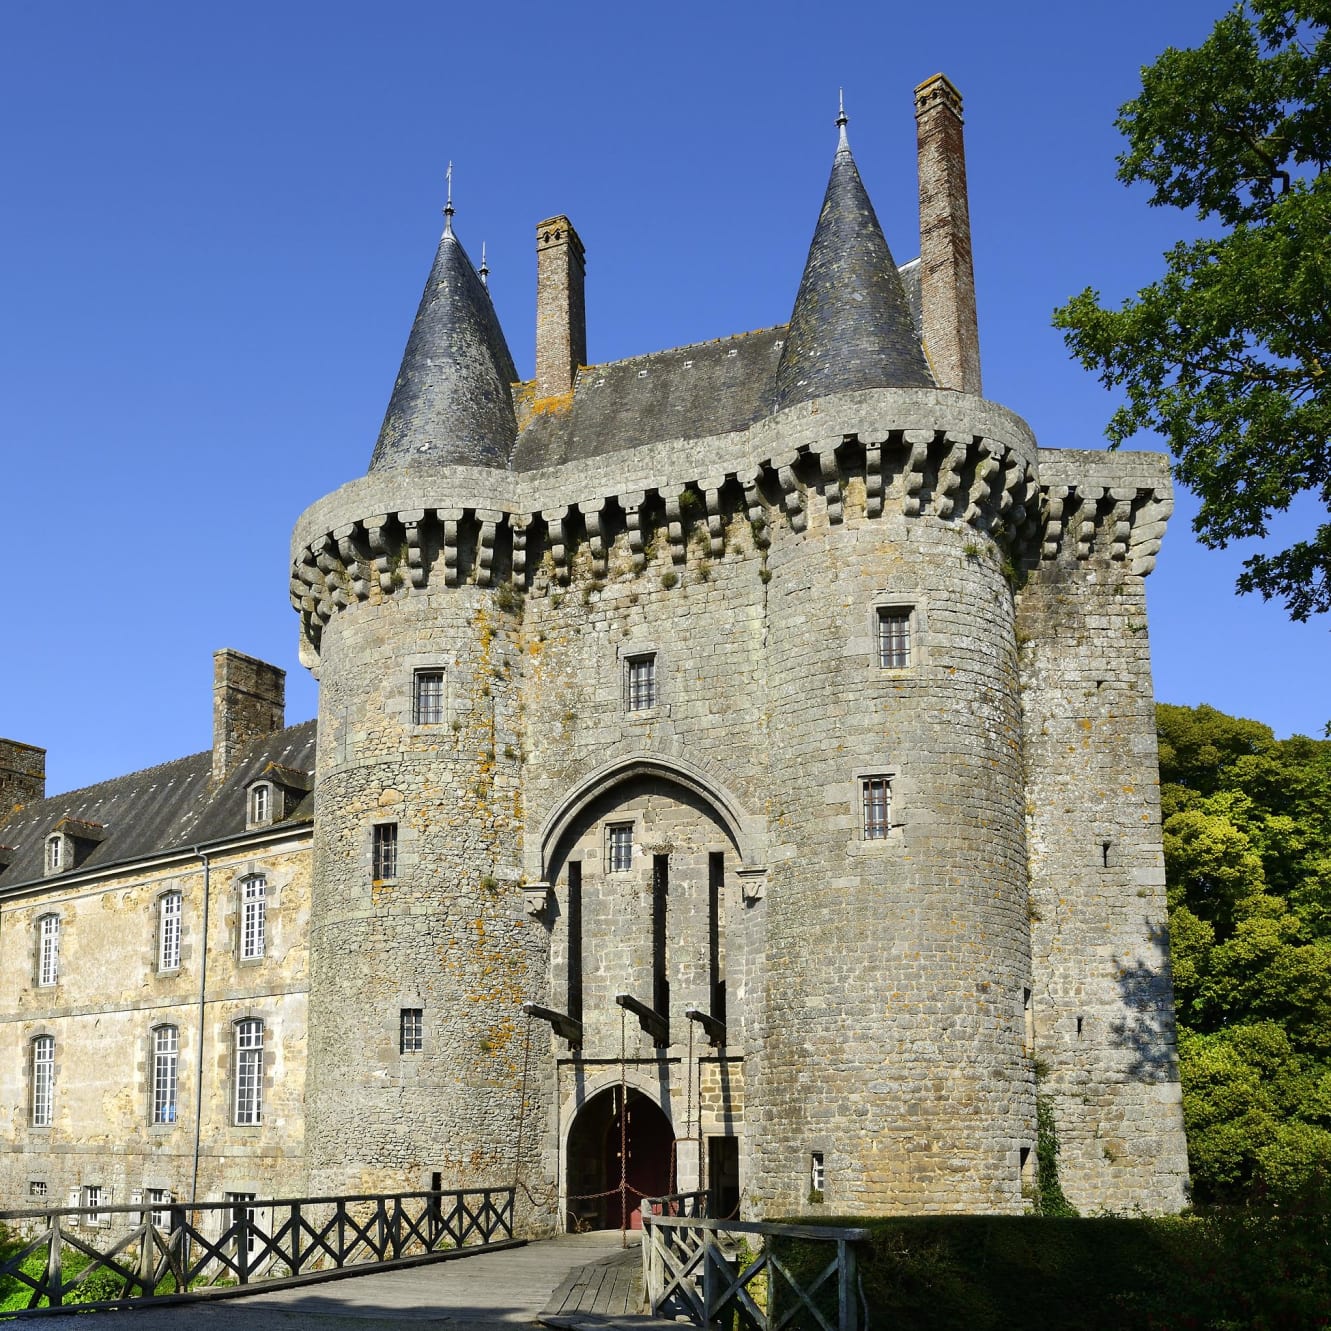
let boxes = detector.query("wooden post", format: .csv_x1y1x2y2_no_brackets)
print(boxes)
47,1214,62,1308
838,1236,858,1331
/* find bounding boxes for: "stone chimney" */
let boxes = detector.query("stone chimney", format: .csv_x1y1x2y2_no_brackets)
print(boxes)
213,649,285,784
0,739,46,816
914,74,981,395
534,216,587,399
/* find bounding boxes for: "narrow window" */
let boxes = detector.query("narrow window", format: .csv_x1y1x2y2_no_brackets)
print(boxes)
876,608,912,669
158,892,182,972
567,861,583,1027
31,1036,54,1127
83,1185,105,1226
373,823,399,881
250,784,271,825
652,854,670,1038
625,654,658,711
862,777,892,839
226,1192,258,1258
46,836,62,873
607,823,633,874
152,1026,179,1125
709,852,726,1024
29,1181,47,1199
400,1008,423,1053
240,877,266,960
37,915,60,987
810,1152,825,1197
1023,987,1034,1052
413,669,445,725
234,1019,264,1125
146,1188,173,1230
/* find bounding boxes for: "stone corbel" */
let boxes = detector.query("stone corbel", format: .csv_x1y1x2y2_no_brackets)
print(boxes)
364,515,396,594
1074,488,1104,559
336,525,369,601
901,431,932,517
439,508,464,587
622,491,647,570
742,478,770,546
511,513,529,581
1107,490,1134,561
399,509,427,589
965,443,1000,526
1041,487,1068,560
578,499,608,578
1129,491,1173,577
474,509,501,586
776,463,806,533
522,882,554,918
862,431,888,518
664,491,687,563
544,509,570,584
812,441,844,524
932,436,967,519
738,867,767,905
702,483,726,553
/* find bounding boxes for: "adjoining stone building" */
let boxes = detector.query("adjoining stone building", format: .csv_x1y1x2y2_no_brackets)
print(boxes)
0,76,1189,1225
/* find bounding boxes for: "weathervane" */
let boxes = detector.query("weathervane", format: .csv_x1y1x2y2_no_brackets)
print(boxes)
443,160,455,235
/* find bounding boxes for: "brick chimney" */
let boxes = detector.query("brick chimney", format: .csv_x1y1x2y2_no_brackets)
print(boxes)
0,739,46,816
534,216,586,399
213,649,285,784
914,74,981,395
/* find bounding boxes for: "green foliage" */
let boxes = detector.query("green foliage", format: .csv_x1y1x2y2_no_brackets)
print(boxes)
775,1212,1331,1331
1055,3,1331,619
1034,1096,1079,1216
1158,702,1331,1202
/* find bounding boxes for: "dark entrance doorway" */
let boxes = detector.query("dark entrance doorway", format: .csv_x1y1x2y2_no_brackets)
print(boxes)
565,1086,675,1230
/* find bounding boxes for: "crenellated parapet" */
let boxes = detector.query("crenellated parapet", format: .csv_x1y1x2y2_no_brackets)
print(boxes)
290,391,1173,658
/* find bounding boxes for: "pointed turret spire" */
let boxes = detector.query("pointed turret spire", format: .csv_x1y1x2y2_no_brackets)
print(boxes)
479,241,489,289
367,182,519,473
773,100,933,411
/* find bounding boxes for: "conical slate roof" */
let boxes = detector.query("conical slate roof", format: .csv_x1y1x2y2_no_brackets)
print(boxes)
368,214,519,473
773,117,933,410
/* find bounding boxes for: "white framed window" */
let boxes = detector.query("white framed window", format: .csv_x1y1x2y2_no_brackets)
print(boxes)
146,1188,173,1230
400,1008,423,1053
250,784,272,825
226,1192,258,1258
413,669,445,725
46,835,62,873
373,823,399,881
810,1152,825,1195
37,914,60,987
861,777,892,840
624,654,658,711
606,823,633,874
240,877,266,960
234,1019,264,1125
83,1185,106,1226
31,1035,54,1127
158,891,182,972
151,1025,179,1125
875,606,913,669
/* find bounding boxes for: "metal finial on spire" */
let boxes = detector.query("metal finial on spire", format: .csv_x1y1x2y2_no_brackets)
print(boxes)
443,160,455,235
479,241,489,289
836,89,849,148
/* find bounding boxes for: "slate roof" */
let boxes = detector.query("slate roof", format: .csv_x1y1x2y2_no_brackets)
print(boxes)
773,123,933,410
368,217,519,474
0,720,316,892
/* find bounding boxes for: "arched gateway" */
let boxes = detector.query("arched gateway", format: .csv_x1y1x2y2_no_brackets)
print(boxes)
564,1086,675,1230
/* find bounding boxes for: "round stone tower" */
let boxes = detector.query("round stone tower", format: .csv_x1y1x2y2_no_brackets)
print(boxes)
292,201,553,1207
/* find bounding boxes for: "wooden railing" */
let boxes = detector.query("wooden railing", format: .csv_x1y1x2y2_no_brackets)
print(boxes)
0,1186,515,1316
641,1196,868,1331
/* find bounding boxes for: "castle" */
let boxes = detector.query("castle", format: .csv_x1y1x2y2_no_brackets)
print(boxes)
0,77,1190,1226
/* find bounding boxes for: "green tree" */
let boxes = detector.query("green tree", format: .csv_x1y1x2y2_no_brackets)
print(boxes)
1158,703,1331,1201
1055,3,1331,619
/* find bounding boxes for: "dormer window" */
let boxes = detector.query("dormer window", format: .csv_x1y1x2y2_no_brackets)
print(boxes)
249,783,273,828
46,836,62,874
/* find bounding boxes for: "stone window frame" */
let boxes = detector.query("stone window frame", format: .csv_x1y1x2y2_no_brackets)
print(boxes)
232,1017,265,1127
156,889,183,974
617,641,665,719
412,668,447,726
149,1023,180,1127
28,1180,47,1199
399,1007,423,1054
868,598,926,672
36,912,61,988
45,835,64,875
397,654,455,731
372,822,399,883
238,875,267,963
30,1032,55,1128
247,782,274,830
850,765,901,845
605,821,635,874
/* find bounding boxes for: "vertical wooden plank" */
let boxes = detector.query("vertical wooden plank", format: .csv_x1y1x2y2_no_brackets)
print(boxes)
47,1215,62,1308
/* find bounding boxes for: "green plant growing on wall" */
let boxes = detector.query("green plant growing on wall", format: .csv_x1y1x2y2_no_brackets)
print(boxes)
1034,1096,1079,1216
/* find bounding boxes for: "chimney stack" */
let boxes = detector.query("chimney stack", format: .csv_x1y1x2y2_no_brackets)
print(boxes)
213,649,285,784
534,216,586,399
914,74,981,395
0,739,46,816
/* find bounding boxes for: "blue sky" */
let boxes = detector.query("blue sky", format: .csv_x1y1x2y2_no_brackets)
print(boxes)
2,0,1325,796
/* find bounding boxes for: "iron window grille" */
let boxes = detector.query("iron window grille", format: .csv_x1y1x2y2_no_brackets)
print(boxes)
625,654,658,711
234,1020,264,1125
31,1036,54,1127
413,670,445,725
862,777,892,840
876,608,912,669
29,1181,47,1198
151,1026,178,1125
373,823,399,881
607,823,633,873
158,892,182,971
37,915,60,987
240,877,266,960
400,1008,423,1053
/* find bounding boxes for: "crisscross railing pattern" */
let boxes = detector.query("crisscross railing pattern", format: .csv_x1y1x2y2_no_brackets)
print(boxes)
641,1199,867,1331
0,1186,514,1316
